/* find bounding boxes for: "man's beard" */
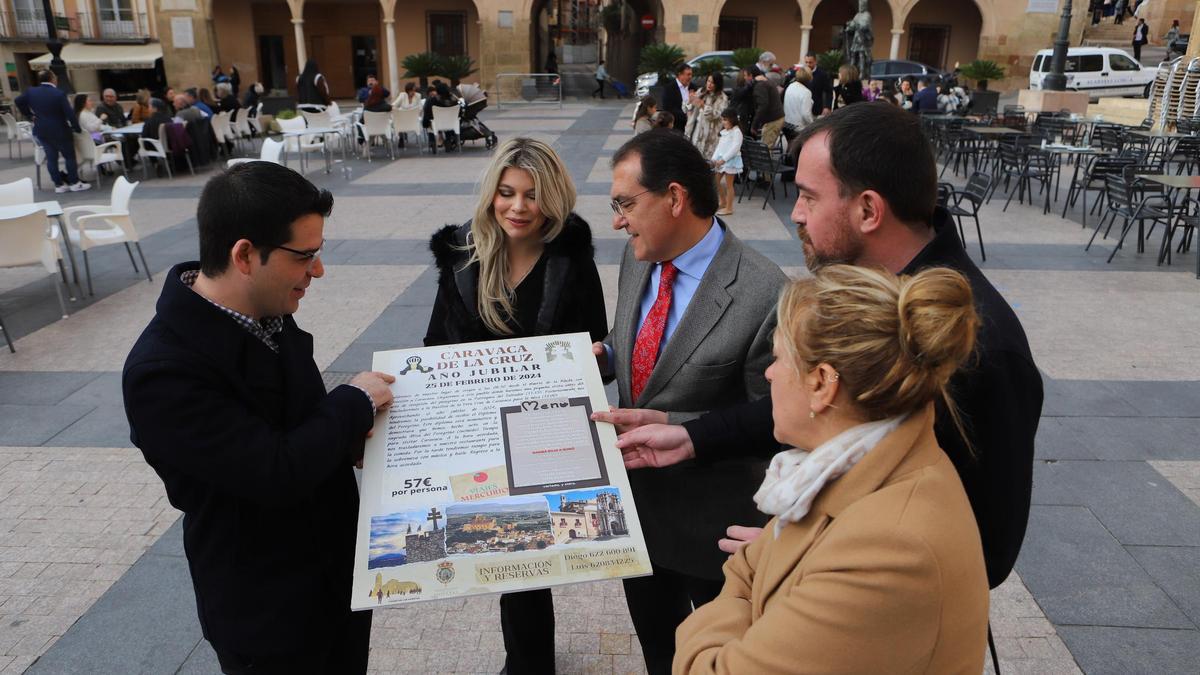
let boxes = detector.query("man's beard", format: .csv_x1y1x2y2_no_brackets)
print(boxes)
797,213,863,272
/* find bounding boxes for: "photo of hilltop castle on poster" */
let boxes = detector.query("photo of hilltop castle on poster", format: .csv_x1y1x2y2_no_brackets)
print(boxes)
351,332,652,609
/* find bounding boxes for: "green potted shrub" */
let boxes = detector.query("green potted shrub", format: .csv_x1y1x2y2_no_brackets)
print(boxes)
638,42,685,79
402,52,443,90
692,57,726,82
438,55,477,87
732,47,764,70
816,50,844,74
959,60,1005,91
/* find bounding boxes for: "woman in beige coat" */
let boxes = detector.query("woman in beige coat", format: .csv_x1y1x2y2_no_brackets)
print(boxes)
685,73,729,161
674,265,990,675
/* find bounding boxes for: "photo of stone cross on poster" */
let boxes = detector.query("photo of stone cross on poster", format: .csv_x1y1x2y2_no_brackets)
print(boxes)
351,332,652,608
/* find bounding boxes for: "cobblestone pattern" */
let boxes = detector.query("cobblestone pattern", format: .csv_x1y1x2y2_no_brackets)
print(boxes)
986,572,1083,675
0,447,177,674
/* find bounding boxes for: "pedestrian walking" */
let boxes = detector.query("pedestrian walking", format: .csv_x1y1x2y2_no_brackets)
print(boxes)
593,60,608,99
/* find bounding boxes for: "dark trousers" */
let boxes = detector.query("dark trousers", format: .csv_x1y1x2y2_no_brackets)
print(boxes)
214,609,371,675
623,563,725,675
500,588,555,674
1134,42,1143,61
40,135,79,186
593,79,606,98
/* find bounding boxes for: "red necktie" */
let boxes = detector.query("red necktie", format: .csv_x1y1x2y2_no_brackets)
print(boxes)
630,261,678,403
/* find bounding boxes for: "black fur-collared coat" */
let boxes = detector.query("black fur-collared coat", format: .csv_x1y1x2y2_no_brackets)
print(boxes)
424,213,608,347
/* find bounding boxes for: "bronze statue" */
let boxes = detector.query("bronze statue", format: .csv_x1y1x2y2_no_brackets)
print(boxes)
843,0,874,78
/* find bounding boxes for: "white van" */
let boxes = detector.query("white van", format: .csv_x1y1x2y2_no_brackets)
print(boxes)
1029,47,1158,100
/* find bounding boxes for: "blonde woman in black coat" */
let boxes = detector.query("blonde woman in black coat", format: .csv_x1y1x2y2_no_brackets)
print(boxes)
424,137,607,673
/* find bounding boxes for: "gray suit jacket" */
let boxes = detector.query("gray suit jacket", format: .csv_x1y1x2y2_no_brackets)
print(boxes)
604,222,787,578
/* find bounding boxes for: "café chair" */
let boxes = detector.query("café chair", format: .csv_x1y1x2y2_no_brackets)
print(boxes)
0,209,69,351
55,176,149,296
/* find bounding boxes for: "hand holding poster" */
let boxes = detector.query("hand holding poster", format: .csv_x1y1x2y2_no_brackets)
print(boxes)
351,332,652,608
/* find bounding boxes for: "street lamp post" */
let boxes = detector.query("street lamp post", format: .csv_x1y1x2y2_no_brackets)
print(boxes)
40,0,73,93
1043,0,1073,91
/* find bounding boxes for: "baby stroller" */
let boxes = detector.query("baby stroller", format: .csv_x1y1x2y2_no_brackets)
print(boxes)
609,79,630,99
456,83,499,150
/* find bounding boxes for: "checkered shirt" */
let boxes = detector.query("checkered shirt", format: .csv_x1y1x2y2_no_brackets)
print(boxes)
181,270,283,353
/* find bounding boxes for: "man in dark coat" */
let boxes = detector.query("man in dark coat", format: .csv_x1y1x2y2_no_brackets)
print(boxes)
658,62,694,131
803,53,833,117
15,69,90,193
602,102,1043,593
123,162,394,674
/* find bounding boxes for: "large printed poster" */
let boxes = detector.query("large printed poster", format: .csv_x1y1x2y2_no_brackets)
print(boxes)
351,332,652,608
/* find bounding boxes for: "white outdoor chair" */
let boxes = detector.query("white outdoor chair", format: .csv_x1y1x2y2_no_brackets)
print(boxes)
210,110,237,157
300,108,334,128
2,111,33,159
230,108,255,154
296,103,326,113
227,137,284,168
0,177,33,206
355,111,394,161
276,116,324,173
390,107,422,153
0,209,69,351
137,131,173,180
247,102,265,136
430,104,461,153
55,176,149,296
73,132,124,187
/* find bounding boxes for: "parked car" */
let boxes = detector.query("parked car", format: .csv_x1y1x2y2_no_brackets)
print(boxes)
635,51,739,98
1028,47,1159,100
868,59,945,84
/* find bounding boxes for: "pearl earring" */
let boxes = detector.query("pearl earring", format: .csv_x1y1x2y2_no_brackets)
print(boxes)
809,410,816,419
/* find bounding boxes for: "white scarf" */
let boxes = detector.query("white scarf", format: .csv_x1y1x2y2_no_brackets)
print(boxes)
755,415,906,538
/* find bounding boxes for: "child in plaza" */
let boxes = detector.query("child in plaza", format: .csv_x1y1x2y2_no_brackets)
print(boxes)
711,108,743,216
423,137,607,674
633,94,657,134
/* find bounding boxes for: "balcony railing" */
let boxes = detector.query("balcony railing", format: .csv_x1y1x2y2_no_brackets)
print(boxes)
77,11,151,41
0,10,75,40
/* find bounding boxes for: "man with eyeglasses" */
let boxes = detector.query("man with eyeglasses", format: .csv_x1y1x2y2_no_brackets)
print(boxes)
122,162,393,674
588,129,786,674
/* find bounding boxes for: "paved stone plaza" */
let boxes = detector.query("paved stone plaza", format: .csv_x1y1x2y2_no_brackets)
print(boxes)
1,101,1198,674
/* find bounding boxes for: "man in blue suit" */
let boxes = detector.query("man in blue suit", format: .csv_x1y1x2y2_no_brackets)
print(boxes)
14,70,90,193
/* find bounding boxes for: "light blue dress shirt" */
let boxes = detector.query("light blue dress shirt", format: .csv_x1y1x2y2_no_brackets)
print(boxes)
603,219,725,372
637,219,725,357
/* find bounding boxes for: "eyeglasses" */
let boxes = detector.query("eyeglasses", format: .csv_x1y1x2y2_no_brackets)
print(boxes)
273,239,325,269
610,189,653,218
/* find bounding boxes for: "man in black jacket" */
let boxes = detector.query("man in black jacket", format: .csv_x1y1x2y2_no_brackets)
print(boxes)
658,62,693,131
803,52,833,117
123,162,394,673
598,102,1043,591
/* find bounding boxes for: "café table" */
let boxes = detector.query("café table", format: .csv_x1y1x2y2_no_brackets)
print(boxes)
965,126,1024,136
279,126,349,176
1135,174,1200,277
1034,143,1112,204
104,123,144,137
0,200,82,299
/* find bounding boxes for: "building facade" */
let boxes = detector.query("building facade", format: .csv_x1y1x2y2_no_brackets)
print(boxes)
0,0,162,100
11,1,1192,103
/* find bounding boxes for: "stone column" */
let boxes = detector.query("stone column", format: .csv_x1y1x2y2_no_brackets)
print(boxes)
380,0,398,94
890,29,904,59
287,0,306,66
292,20,307,65
799,25,813,61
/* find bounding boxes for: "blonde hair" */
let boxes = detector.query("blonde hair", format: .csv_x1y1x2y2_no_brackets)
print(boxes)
776,265,978,437
796,66,813,85
837,64,860,83
468,137,576,335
